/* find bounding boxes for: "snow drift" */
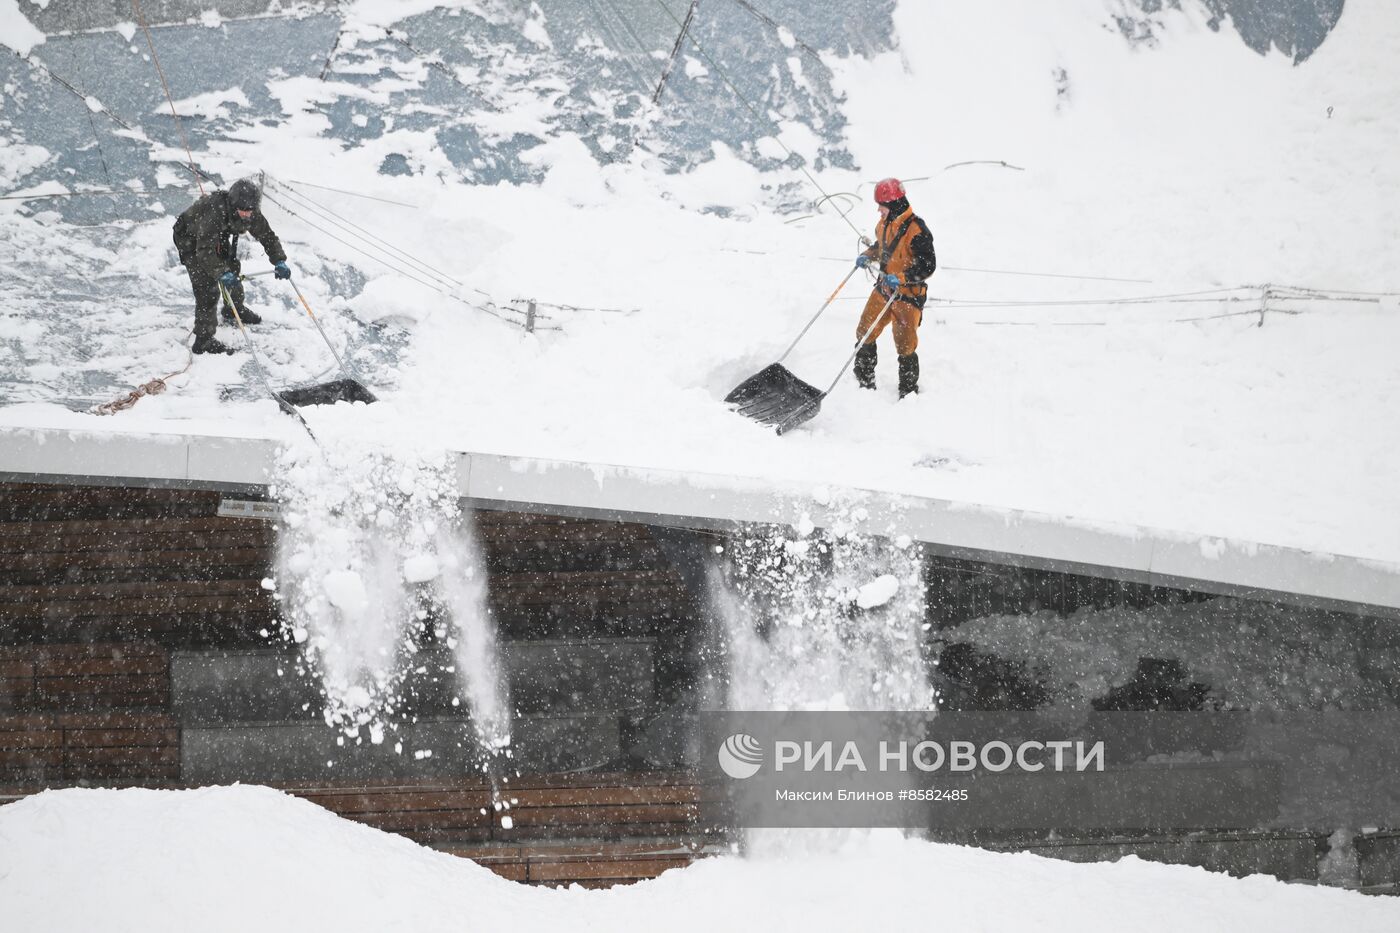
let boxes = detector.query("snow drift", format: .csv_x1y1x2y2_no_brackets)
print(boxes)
1,785,1396,932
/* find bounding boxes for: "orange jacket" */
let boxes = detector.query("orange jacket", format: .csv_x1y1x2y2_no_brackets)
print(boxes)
864,205,936,302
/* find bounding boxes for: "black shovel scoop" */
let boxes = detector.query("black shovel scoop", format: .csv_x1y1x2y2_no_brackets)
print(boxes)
726,267,898,435
274,278,377,409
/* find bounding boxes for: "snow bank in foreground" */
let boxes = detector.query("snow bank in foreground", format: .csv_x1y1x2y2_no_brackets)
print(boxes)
0,786,1395,932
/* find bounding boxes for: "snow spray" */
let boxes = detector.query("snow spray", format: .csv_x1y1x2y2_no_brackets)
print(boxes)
269,440,509,765
713,498,932,712
708,494,931,855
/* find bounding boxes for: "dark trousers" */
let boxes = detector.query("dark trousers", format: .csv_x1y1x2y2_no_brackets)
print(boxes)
185,260,244,340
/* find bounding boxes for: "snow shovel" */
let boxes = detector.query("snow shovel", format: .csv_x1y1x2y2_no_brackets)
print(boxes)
725,266,859,429
726,267,899,435
273,278,377,408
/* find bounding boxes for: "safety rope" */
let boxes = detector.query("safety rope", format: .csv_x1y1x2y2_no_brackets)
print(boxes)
131,0,204,195
918,287,1390,327
91,332,194,416
718,249,1157,285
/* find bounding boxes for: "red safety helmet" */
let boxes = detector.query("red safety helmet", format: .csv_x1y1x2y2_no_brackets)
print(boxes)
873,177,905,204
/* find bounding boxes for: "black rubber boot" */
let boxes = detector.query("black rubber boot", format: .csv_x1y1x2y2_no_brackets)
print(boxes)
854,342,877,390
222,305,261,326
192,335,236,355
898,352,919,398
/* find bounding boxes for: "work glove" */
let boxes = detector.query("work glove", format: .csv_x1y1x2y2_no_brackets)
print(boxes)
274,261,292,280
855,255,871,269
882,273,901,290
218,271,239,291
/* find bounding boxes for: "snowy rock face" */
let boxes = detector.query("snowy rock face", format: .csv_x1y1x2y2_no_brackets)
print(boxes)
0,0,877,226
1115,0,1345,61
0,0,1350,227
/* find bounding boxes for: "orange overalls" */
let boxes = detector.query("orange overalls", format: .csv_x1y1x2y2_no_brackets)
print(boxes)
857,207,930,356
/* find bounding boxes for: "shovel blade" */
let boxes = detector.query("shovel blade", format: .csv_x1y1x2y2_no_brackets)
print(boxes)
276,378,377,408
774,397,823,435
725,363,825,430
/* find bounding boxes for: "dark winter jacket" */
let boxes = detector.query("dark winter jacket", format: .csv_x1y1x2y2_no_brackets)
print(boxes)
172,189,286,271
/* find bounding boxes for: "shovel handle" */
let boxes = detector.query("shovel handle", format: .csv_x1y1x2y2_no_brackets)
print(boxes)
823,288,901,396
287,278,354,379
777,264,862,364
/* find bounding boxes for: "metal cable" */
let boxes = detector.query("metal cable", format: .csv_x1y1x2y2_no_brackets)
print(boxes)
727,0,825,62
268,177,465,290
591,0,669,100
261,188,525,327
18,53,134,131
282,179,418,208
132,0,204,195
0,184,190,201
69,48,114,189
648,0,865,241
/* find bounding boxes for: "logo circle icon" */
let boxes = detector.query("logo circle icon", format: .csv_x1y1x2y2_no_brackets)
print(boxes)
718,733,763,779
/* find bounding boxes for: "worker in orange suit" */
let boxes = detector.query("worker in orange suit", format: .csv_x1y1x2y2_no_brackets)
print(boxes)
854,178,937,397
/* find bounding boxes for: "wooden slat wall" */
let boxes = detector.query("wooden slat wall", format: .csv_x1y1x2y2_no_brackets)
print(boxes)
291,772,714,845
0,643,169,710
0,711,179,782
0,483,277,646
442,841,705,886
0,484,699,646
0,482,714,887
474,512,699,637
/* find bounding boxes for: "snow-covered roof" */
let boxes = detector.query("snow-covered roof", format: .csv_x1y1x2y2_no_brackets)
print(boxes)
2,2,1396,605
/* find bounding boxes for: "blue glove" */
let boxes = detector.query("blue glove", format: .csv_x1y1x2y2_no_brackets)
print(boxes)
218,271,238,291
855,255,871,269
274,261,292,280
882,273,901,289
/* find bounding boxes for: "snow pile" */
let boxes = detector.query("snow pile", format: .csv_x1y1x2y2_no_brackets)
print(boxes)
948,597,1398,712
714,496,931,712
1,785,1397,932
270,438,507,753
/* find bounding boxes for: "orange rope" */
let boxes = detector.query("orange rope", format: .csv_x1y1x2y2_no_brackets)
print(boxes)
92,334,195,416
131,0,204,196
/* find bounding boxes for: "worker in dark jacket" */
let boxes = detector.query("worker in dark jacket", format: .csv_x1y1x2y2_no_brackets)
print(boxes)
854,177,936,397
172,178,291,354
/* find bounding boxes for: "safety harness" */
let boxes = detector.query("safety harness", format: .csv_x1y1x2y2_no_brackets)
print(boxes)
878,213,928,310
